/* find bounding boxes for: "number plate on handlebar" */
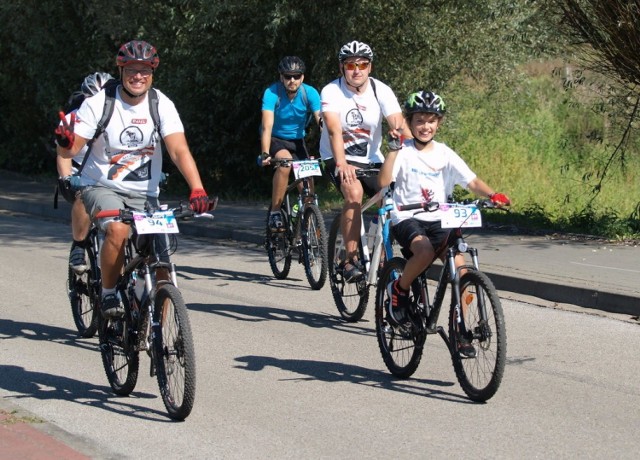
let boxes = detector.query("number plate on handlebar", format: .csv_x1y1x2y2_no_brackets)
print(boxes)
440,204,482,229
133,210,179,234
292,160,321,179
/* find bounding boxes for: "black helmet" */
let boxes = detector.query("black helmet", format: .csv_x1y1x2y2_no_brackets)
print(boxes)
338,41,374,62
404,91,446,117
278,56,305,74
116,40,160,69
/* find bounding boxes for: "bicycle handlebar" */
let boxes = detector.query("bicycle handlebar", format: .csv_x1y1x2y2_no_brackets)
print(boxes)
94,202,212,222
397,199,508,212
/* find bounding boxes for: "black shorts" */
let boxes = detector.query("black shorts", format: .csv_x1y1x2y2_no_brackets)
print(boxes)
322,158,382,199
269,137,310,160
392,218,452,257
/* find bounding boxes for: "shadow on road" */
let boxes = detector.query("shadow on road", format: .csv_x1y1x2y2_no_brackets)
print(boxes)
189,302,374,337
234,355,475,404
0,318,95,353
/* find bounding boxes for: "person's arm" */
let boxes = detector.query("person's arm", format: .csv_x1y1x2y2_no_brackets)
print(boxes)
313,110,322,127
56,153,73,177
163,132,204,191
260,109,274,156
385,112,405,139
467,177,511,205
378,149,399,188
324,110,358,183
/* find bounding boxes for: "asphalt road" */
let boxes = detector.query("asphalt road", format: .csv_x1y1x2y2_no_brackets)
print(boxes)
1,210,639,459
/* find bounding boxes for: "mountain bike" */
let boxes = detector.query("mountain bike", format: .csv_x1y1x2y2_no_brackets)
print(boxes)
327,169,395,322
67,224,101,338
95,201,213,420
264,158,328,290
374,199,507,402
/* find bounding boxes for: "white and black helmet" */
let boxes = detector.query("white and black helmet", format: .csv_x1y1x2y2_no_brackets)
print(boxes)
81,72,114,97
338,41,374,62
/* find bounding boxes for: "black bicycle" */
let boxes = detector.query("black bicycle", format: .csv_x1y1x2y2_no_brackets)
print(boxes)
67,224,101,338
264,158,328,290
95,201,211,420
375,199,507,402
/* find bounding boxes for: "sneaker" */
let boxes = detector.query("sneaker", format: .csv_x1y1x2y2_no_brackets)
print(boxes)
69,244,88,273
269,213,285,232
386,279,410,325
458,336,477,358
342,261,363,282
101,293,125,318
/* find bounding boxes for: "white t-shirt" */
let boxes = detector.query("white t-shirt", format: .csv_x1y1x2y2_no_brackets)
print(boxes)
391,139,477,224
74,86,184,197
319,77,401,165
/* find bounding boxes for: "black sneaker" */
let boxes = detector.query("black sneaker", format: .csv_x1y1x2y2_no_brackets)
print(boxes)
101,293,124,318
386,279,409,325
458,336,477,358
269,213,285,232
69,244,88,273
343,261,363,282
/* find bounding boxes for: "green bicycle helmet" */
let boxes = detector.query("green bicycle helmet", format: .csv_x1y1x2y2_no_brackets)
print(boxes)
404,90,446,117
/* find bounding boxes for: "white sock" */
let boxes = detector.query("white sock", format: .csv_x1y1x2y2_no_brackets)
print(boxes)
102,287,116,298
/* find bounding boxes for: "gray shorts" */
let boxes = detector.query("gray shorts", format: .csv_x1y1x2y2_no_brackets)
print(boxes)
81,185,159,230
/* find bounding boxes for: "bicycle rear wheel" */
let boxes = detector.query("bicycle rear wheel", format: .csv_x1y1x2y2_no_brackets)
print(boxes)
153,284,196,420
327,215,369,322
375,257,425,378
449,269,506,402
302,205,328,290
68,243,99,338
265,207,292,279
99,288,139,396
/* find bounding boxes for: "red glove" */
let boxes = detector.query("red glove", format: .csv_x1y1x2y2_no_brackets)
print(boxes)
189,188,212,214
490,192,511,206
55,111,76,149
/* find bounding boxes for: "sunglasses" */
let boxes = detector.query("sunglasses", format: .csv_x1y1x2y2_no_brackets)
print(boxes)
123,67,153,77
282,74,302,81
343,61,370,71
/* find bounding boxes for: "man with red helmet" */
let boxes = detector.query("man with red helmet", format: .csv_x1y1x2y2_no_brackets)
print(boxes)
55,39,214,318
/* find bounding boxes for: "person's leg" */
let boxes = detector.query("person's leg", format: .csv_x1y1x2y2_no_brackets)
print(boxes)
339,179,364,276
271,149,292,211
71,197,90,241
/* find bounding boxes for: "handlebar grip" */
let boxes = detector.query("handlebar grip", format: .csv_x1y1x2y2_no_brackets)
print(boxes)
397,202,440,212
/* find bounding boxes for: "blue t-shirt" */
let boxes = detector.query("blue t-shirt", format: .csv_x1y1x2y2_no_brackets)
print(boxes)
262,82,321,140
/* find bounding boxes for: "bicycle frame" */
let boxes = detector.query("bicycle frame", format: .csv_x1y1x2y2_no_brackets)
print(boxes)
358,186,395,286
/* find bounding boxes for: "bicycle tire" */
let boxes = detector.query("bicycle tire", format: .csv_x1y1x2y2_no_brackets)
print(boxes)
68,243,99,338
153,284,196,420
265,207,292,279
375,257,425,378
449,269,506,402
302,205,328,290
98,287,140,396
327,214,369,322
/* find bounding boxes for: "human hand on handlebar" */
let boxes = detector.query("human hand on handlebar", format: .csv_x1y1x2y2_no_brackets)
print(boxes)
489,192,511,207
189,188,217,213
55,111,76,149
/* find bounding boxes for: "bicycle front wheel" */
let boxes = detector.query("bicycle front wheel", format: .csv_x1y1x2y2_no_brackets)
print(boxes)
265,207,292,279
375,257,425,378
153,284,196,420
68,243,99,338
327,215,369,322
302,205,328,290
449,269,506,402
99,288,139,396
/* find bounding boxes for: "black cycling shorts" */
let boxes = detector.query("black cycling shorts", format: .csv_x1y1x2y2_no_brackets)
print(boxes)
323,158,382,199
392,218,452,258
269,137,310,160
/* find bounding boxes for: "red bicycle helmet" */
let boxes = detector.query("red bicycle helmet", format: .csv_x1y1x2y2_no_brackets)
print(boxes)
116,40,160,69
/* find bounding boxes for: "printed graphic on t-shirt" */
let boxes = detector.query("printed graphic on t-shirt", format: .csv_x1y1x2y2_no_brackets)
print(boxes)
120,126,145,148
107,146,154,182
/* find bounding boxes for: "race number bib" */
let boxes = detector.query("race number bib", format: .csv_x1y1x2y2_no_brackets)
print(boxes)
132,210,179,234
292,160,322,179
440,204,482,229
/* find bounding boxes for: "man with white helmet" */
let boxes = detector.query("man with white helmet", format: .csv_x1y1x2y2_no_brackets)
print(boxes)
320,40,404,280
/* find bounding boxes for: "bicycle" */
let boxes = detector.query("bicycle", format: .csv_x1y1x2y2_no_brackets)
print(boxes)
67,223,101,338
327,168,395,322
95,201,212,420
374,199,507,402
264,158,328,290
